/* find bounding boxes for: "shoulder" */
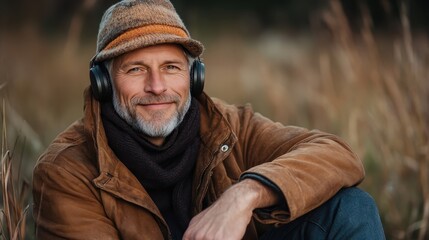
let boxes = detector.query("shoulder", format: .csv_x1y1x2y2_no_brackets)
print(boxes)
210,97,281,131
211,97,253,113
34,119,98,179
203,95,256,123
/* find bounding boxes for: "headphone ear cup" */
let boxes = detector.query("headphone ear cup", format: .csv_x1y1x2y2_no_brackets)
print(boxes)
190,60,205,96
89,64,112,101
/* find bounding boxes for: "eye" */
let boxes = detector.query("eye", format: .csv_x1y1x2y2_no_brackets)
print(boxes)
127,67,141,73
126,66,148,75
165,65,180,71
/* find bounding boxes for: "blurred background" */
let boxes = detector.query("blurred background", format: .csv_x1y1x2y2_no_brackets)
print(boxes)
0,0,428,239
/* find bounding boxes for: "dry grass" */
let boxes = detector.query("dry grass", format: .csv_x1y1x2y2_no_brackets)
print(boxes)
0,98,30,240
0,1,427,239
318,2,428,239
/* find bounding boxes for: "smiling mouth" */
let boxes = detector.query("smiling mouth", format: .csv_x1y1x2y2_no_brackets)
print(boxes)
132,95,179,110
142,101,174,106
139,102,174,110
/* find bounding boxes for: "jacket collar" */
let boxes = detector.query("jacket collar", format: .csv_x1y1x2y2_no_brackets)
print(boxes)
192,93,238,211
196,92,237,162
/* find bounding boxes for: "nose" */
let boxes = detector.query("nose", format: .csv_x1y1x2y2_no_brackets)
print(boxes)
144,69,166,95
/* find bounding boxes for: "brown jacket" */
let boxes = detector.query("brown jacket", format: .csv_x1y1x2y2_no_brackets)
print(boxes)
33,89,364,239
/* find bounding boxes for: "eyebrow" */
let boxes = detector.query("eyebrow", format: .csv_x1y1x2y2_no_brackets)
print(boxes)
120,59,187,67
120,60,146,69
120,59,187,69
163,60,187,66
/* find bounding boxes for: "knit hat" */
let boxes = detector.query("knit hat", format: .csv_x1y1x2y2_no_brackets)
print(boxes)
93,0,204,63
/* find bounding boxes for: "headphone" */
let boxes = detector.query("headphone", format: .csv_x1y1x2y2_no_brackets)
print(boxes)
89,59,205,101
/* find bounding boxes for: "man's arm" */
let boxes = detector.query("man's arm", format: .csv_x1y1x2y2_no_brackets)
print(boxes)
183,178,279,240
184,100,364,239
236,106,364,222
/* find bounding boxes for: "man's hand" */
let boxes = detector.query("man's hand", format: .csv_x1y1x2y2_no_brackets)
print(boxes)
183,178,279,240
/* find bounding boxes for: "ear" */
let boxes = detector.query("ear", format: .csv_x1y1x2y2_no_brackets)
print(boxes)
89,63,112,101
190,60,205,96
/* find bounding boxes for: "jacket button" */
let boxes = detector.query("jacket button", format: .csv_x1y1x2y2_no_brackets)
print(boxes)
220,144,229,152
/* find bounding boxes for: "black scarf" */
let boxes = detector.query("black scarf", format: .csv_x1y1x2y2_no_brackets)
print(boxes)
101,98,200,238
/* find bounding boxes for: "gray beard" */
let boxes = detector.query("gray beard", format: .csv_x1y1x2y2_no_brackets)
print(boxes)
112,91,191,138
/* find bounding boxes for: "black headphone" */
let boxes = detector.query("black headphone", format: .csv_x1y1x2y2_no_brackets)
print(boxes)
89,59,205,101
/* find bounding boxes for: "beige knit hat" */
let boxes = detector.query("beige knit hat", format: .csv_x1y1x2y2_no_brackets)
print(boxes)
93,0,204,63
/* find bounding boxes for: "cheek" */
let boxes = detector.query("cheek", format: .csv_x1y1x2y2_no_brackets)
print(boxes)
114,79,140,102
178,80,190,95
168,75,190,95
112,88,131,113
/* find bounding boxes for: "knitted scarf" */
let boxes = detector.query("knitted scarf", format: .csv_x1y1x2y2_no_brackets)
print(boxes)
101,98,200,238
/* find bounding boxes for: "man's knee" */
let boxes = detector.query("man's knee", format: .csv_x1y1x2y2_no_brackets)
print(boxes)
260,188,385,239
333,187,380,218
327,187,385,239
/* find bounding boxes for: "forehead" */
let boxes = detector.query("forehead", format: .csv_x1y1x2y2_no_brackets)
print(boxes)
115,44,187,64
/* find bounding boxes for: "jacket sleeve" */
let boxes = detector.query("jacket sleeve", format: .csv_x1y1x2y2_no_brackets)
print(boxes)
234,104,365,224
33,159,120,240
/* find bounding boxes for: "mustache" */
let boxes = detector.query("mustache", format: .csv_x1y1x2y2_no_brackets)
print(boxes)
130,94,180,105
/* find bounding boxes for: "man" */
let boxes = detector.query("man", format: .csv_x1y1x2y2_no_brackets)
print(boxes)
32,0,385,239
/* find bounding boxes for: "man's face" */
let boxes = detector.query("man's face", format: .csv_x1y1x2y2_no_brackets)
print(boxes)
110,44,191,144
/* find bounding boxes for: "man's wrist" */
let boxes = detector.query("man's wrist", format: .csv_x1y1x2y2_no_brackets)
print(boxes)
232,178,280,210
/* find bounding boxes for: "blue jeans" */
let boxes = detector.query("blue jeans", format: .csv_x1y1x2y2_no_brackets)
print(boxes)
260,187,385,239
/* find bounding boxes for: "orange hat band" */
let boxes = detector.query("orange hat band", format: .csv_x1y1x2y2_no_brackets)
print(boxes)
104,24,189,50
